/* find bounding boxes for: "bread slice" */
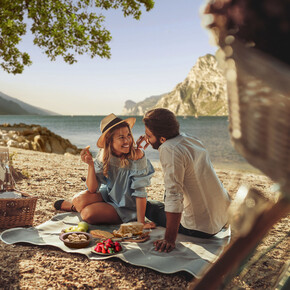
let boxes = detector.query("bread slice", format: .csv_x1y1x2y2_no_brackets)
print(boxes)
113,222,144,238
90,229,114,239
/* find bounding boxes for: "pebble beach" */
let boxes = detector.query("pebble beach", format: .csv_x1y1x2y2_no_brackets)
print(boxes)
0,146,289,289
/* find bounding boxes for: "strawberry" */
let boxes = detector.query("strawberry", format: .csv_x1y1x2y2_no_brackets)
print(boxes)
115,245,122,252
108,248,115,254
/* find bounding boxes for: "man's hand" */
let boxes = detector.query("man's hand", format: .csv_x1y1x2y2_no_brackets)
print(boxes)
153,212,181,253
136,135,150,150
153,239,175,253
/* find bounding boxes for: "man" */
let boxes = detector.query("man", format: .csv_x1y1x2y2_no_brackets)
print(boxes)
137,108,231,253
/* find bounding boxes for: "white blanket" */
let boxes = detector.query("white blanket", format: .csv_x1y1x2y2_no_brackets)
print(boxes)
0,213,231,277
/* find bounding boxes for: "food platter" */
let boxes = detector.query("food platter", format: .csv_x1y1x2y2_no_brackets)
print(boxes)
91,246,125,256
121,231,150,243
91,238,124,255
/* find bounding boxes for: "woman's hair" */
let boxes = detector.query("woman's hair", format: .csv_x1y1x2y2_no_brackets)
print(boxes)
143,108,180,140
98,122,137,177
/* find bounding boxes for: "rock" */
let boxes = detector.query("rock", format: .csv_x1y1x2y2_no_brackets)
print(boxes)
7,140,19,148
13,134,25,142
153,54,228,116
65,148,77,155
8,131,17,138
31,141,41,151
0,124,80,155
19,142,30,150
2,134,9,141
122,95,166,116
122,54,228,116
49,136,66,154
34,135,45,152
22,128,35,136
44,141,52,153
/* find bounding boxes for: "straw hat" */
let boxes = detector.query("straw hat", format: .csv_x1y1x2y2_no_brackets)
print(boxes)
97,113,136,148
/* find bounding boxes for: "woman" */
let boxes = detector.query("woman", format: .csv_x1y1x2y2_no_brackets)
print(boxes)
54,113,155,228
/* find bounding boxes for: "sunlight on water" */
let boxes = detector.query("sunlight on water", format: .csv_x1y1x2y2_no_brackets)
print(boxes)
0,115,254,171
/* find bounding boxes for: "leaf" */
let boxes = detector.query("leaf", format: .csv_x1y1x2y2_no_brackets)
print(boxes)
0,0,155,74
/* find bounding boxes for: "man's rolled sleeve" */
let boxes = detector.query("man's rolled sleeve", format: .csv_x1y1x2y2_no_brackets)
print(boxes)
164,192,184,212
160,146,185,213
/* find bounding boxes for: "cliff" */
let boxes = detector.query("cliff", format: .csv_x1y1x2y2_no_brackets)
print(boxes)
123,54,228,116
122,94,167,116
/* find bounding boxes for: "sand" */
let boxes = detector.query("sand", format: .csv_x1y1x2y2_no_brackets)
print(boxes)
0,147,289,289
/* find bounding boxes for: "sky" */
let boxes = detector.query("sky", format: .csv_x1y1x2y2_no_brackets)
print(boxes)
0,0,217,115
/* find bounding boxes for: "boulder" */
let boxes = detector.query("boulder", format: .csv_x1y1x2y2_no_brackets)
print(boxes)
19,142,30,150
7,140,19,148
66,147,77,155
49,136,66,154
34,135,46,152
0,123,80,155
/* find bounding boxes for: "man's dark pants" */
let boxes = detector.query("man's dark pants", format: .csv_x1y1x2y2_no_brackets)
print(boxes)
145,200,214,239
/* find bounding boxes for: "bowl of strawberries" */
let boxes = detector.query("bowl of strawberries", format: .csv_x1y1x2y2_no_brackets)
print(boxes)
91,238,123,255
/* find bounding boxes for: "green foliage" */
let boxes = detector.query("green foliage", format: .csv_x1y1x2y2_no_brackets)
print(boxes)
21,169,30,178
0,0,154,74
9,152,17,166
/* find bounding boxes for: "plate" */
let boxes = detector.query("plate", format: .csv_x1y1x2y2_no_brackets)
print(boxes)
91,246,125,256
92,237,123,243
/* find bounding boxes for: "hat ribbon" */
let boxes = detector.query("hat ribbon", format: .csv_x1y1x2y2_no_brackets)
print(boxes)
102,117,123,133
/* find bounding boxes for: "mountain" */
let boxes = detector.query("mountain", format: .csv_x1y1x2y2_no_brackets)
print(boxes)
122,54,228,116
154,54,228,116
0,91,58,115
122,94,167,116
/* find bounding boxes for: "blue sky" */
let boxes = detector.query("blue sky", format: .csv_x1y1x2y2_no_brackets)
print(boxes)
0,0,217,115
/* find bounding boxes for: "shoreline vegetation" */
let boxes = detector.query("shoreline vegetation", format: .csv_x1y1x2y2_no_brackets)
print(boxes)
0,146,289,289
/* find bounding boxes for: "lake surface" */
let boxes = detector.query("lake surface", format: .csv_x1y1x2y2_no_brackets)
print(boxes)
0,115,256,171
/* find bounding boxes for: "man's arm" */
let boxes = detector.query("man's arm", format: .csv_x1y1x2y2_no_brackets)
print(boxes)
154,212,182,253
156,146,185,252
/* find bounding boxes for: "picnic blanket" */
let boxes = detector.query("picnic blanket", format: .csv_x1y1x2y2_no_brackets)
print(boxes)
0,213,231,277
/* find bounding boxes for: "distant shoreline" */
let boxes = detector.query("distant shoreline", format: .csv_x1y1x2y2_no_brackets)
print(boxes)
0,115,253,172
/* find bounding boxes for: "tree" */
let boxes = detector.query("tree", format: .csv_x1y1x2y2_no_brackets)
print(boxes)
0,0,154,74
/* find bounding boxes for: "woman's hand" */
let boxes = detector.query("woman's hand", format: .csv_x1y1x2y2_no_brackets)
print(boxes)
153,239,175,253
143,221,156,229
80,146,94,165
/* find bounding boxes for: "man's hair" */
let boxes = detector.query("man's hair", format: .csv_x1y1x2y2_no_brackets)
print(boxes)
143,108,180,140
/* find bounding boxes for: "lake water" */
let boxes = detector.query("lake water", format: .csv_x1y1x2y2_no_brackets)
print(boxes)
0,115,256,171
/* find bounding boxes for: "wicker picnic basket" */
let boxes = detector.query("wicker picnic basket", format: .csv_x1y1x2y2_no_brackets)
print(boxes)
219,39,290,195
0,190,38,229
0,148,38,229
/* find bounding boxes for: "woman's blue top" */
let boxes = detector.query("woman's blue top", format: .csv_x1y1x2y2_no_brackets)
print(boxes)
93,154,155,222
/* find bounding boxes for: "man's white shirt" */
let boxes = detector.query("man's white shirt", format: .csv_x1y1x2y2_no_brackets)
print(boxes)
159,133,231,234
